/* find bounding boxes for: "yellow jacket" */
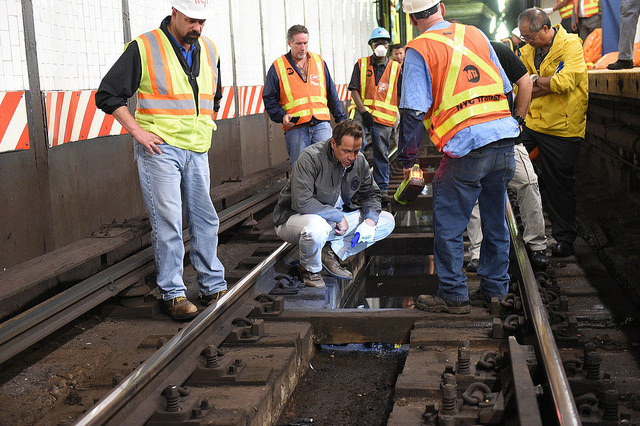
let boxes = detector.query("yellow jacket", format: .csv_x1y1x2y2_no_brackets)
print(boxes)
519,25,588,138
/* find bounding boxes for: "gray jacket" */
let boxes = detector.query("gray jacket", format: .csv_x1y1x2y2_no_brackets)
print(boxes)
273,139,382,227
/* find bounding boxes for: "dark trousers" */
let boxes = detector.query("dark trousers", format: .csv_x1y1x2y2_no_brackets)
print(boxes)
561,18,575,34
520,127,582,244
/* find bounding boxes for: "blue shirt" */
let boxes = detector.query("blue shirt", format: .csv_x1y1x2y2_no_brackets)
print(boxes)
399,21,520,164
167,30,194,67
263,52,347,124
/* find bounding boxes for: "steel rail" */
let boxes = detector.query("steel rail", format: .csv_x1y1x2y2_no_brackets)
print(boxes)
505,199,582,426
75,241,292,426
73,146,396,424
0,181,285,365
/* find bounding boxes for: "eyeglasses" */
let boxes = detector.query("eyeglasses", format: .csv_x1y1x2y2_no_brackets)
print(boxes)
519,27,545,42
372,40,389,47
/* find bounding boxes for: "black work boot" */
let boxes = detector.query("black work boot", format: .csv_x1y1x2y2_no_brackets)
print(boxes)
607,59,634,70
530,250,549,270
552,241,574,257
465,258,479,273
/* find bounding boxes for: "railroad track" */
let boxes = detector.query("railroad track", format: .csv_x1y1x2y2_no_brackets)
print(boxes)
70,195,595,425
0,181,285,365
1,147,639,425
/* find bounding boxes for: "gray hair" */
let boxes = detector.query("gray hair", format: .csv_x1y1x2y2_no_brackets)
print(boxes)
287,25,309,43
518,8,552,33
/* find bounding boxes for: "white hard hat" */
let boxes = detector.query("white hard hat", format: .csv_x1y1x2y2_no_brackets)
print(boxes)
170,0,212,20
511,27,521,38
402,0,441,14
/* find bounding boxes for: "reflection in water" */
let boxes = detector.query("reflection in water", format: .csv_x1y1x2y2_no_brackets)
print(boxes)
339,209,441,309
396,209,433,228
343,254,438,309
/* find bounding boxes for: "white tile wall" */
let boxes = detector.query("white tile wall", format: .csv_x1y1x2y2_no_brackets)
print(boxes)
33,0,124,91
231,0,264,86
262,0,287,69
331,0,347,85
285,0,305,32
129,0,171,42
206,2,233,90
303,0,321,55
0,1,28,90
0,0,379,94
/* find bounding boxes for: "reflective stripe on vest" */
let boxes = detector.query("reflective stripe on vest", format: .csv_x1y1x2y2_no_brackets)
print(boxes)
198,36,219,116
409,24,511,150
134,29,218,152
560,1,573,19
575,0,598,19
583,0,599,17
136,30,217,115
274,52,329,128
348,57,400,126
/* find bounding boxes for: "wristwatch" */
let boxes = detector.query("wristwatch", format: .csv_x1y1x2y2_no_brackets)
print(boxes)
515,115,526,126
531,74,539,87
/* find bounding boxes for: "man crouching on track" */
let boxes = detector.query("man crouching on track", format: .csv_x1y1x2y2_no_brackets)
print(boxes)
399,0,520,314
95,0,227,321
273,120,395,288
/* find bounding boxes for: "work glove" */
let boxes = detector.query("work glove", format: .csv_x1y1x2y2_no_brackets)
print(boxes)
361,110,375,128
543,7,553,15
354,221,376,244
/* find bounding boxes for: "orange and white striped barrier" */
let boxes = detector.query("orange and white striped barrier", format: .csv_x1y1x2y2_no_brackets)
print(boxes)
0,91,30,153
44,87,238,147
45,90,126,147
2,83,354,153
238,86,264,117
336,83,352,102
213,86,236,120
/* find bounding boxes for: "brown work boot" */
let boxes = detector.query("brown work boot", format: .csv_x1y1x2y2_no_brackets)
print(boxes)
321,245,353,280
298,265,326,288
415,295,471,315
199,289,227,306
162,296,198,321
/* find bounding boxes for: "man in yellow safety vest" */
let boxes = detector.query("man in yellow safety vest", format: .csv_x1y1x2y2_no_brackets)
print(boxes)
96,0,227,321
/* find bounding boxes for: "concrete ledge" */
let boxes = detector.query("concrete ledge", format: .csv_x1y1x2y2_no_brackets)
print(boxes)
589,68,640,99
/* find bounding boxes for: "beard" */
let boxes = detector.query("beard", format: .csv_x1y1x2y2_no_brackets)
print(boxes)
183,31,200,45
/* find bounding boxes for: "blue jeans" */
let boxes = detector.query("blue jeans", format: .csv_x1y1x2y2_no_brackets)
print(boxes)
353,111,393,192
432,138,515,302
135,143,227,300
284,121,332,165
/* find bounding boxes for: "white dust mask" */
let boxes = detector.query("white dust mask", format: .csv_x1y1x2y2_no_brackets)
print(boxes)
374,45,388,57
